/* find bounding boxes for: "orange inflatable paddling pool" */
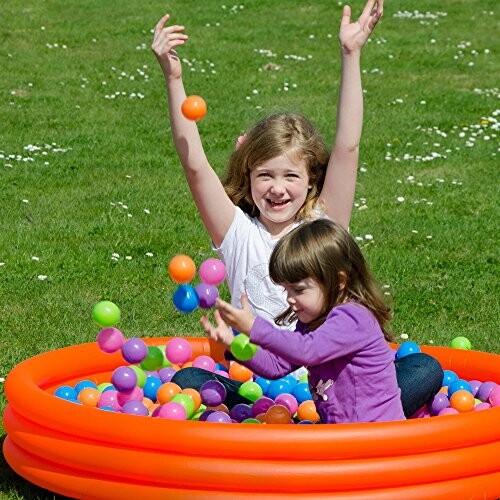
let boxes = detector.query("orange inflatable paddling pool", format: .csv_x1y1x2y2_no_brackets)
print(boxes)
3,338,500,499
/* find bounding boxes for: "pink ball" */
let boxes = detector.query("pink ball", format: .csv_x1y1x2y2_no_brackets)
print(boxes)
437,407,459,416
275,393,298,416
199,258,226,286
117,386,144,406
410,406,431,419
157,401,187,420
97,327,125,353
165,337,192,365
192,355,216,372
473,402,491,411
98,390,121,411
488,385,500,407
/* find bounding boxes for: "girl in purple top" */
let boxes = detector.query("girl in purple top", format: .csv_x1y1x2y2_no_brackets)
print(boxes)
202,218,406,423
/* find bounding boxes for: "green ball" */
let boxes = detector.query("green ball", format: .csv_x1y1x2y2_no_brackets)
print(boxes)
231,334,257,361
299,372,309,383
241,418,261,424
450,336,472,350
129,365,147,388
140,346,164,371
171,393,195,419
157,345,172,368
238,381,263,402
92,301,121,327
97,382,113,393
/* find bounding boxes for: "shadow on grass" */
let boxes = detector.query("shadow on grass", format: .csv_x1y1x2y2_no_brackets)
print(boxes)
0,435,69,500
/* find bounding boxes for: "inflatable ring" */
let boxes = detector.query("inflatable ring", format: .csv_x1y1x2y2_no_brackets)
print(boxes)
3,339,500,499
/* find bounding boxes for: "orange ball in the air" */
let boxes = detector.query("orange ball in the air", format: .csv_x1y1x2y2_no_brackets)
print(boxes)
181,95,207,122
168,254,196,284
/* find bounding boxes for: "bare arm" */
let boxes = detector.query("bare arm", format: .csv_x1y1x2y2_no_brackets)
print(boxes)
320,0,383,229
152,14,235,246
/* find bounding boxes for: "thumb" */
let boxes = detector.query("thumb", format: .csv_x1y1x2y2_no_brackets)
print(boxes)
341,5,351,26
240,293,249,309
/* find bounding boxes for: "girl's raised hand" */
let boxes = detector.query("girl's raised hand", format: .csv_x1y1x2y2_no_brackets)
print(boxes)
215,294,256,337
151,14,188,79
339,0,383,54
200,310,234,349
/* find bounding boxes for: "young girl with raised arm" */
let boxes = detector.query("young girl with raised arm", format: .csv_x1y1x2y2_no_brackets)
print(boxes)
152,0,383,324
202,218,406,423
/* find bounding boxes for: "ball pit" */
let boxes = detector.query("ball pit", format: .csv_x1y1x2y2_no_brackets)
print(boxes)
3,339,500,499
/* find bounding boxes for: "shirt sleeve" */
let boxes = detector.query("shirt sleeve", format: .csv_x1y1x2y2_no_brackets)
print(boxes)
249,303,377,367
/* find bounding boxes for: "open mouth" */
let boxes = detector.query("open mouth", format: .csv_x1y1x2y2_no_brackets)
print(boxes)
267,199,290,208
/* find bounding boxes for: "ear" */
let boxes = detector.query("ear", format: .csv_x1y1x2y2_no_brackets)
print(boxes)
338,271,347,291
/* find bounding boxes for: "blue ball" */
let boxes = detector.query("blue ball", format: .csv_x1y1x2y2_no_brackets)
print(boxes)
448,379,472,397
143,375,163,401
254,376,272,396
292,382,312,404
283,374,298,389
173,284,199,313
395,341,421,360
442,369,459,387
297,420,314,425
267,378,292,400
74,380,98,394
54,385,78,401
215,363,228,373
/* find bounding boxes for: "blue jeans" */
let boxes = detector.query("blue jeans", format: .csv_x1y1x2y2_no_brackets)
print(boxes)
172,352,443,419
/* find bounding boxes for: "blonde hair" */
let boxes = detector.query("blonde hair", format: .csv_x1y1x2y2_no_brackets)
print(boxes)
269,219,394,340
223,113,329,220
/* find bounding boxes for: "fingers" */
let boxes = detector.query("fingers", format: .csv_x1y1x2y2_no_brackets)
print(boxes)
154,13,171,37
359,0,376,23
341,5,351,26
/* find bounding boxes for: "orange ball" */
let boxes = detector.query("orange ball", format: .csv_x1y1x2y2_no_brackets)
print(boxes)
142,397,155,411
156,382,182,405
297,400,320,423
168,254,196,284
228,361,253,383
78,388,100,407
450,389,475,413
181,388,202,412
265,404,291,424
181,95,207,122
207,403,229,414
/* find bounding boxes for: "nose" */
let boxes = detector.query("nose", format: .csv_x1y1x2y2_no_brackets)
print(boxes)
269,180,286,195
287,294,295,306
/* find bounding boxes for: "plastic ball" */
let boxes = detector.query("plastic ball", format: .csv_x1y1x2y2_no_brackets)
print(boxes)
168,254,196,283
171,394,196,419
476,381,496,402
410,406,431,419
192,355,217,372
158,367,177,384
165,337,192,365
121,400,149,416
292,382,312,404
238,381,263,402
473,402,491,411
97,327,125,353
437,407,459,416
449,389,475,413
254,376,272,396
448,379,472,398
173,284,199,313
275,393,298,416
395,341,421,360
77,388,100,407
427,392,450,416
54,385,78,401
97,382,113,393
143,376,163,401
92,301,121,328
442,369,459,387
228,362,253,382
129,365,147,388
283,374,298,390
251,396,275,417
468,380,481,397
117,386,143,406
205,411,232,423
181,388,202,412
157,401,187,420
195,283,219,309
181,95,207,122
200,380,227,407
121,337,147,364
297,400,320,423
111,366,137,392
74,380,98,394
489,385,500,407
140,346,164,371
241,418,261,424
199,258,226,285
265,404,291,424
231,334,257,361
98,390,121,411
156,382,182,405
267,378,292,400
450,336,472,350
230,403,253,423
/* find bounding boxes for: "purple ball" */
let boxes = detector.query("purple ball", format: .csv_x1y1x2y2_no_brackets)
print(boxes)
230,403,253,422
476,381,496,402
195,283,219,309
158,367,177,384
205,411,232,423
121,337,148,364
200,380,227,406
251,396,275,417
121,400,149,416
111,366,137,392
468,380,481,397
427,392,450,416
198,410,215,422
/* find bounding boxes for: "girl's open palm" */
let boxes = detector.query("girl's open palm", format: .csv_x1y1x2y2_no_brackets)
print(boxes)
200,310,234,349
151,14,188,79
339,0,383,53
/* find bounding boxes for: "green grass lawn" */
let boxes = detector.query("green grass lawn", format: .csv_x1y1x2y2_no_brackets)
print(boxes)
1,0,499,497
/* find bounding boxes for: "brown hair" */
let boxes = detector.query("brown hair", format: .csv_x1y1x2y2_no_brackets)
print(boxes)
223,113,329,221
269,218,394,340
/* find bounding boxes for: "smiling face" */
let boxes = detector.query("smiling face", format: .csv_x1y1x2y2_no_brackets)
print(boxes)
249,153,311,238
282,278,326,324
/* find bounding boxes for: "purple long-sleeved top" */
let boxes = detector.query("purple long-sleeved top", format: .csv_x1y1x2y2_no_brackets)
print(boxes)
245,302,405,424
